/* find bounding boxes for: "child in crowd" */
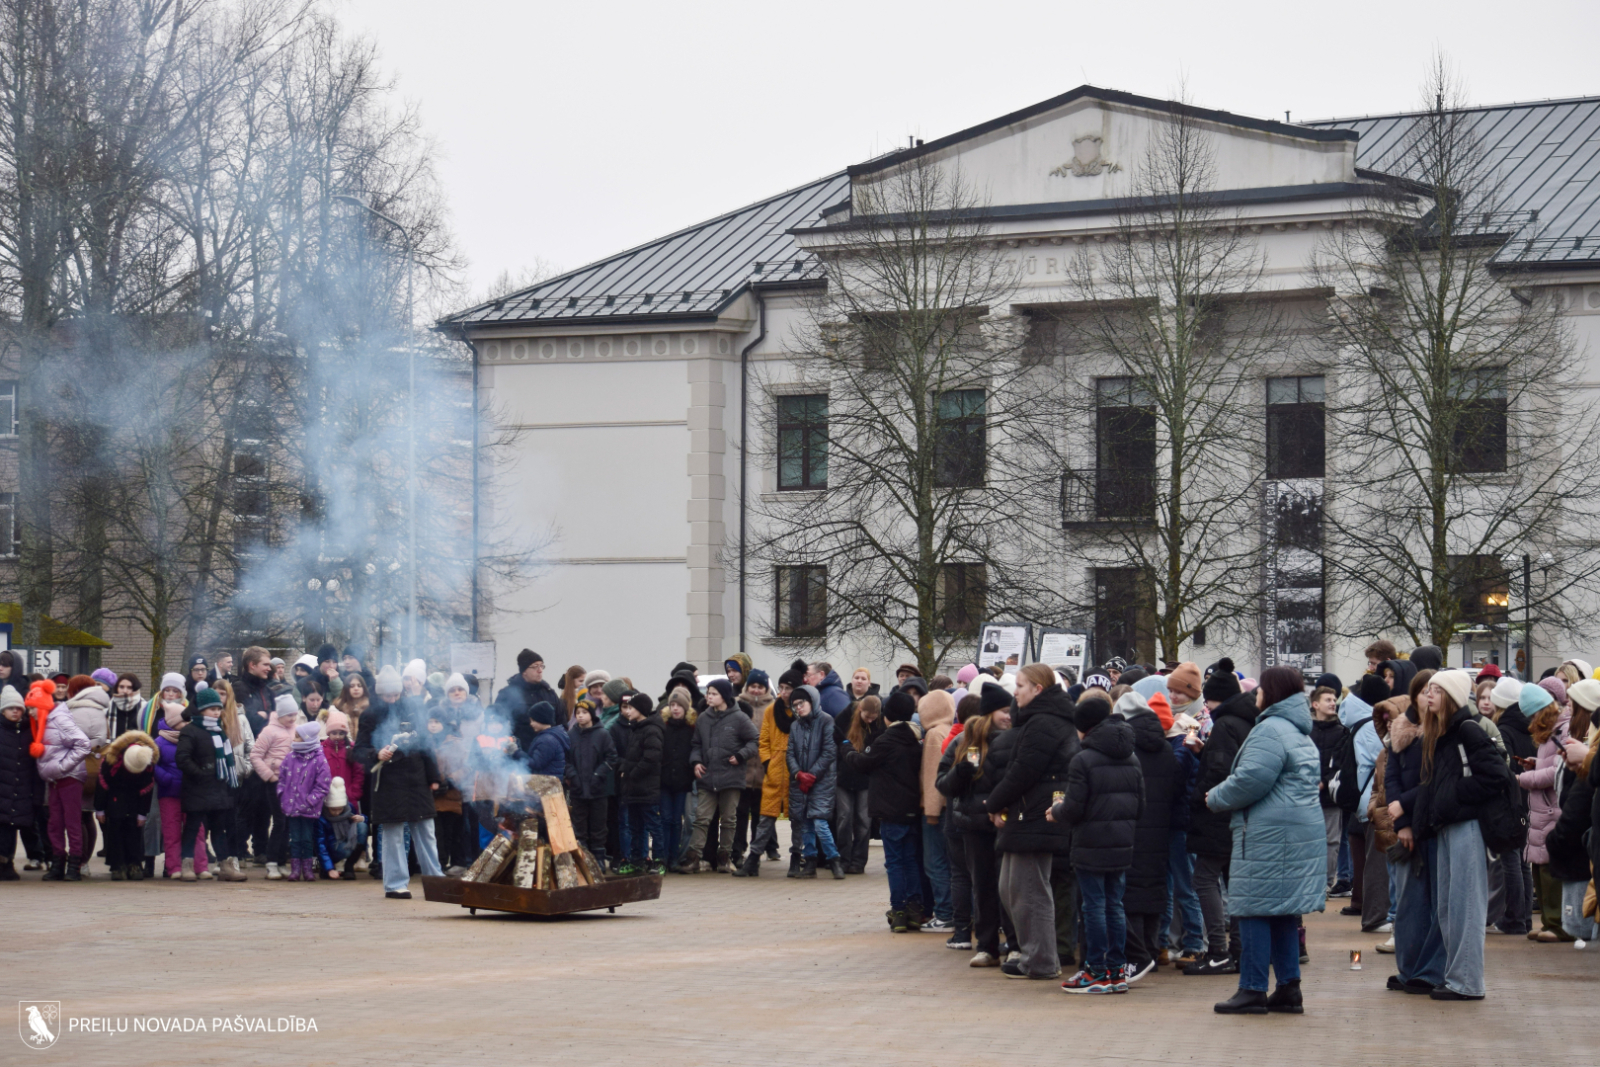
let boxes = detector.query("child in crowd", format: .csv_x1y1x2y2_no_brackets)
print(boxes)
315,777,367,879
33,678,91,881
276,721,332,881
152,695,205,879
565,700,618,867
95,730,158,880
427,705,471,875
617,693,665,874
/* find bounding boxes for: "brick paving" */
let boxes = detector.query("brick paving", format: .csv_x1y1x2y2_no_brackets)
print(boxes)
6,832,1597,1066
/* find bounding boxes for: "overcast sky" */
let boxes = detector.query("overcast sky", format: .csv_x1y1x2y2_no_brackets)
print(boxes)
339,0,1595,303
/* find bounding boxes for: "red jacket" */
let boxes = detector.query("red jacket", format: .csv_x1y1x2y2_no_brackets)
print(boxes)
321,736,365,802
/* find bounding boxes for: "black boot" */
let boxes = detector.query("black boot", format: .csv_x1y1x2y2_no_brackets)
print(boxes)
0,859,17,881
828,857,846,880
731,853,761,878
713,850,733,874
1266,980,1304,1014
142,856,156,879
43,858,65,881
1214,988,1269,1015
798,855,817,879
785,852,802,878
64,862,82,882
765,843,781,861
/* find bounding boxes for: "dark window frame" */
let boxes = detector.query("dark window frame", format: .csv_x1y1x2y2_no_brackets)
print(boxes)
1450,368,1508,474
776,394,828,491
1265,375,1326,479
775,564,827,637
934,388,986,489
1094,377,1156,519
939,562,988,637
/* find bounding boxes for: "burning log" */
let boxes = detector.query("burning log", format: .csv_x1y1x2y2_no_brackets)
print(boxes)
462,832,516,884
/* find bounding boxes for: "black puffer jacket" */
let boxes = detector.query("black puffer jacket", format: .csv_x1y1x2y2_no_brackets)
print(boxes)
1055,717,1143,873
175,718,235,813
619,713,665,803
984,686,1080,854
1124,709,1176,911
565,721,618,800
353,699,442,824
834,706,884,793
0,712,39,826
936,736,1002,836
1545,770,1593,884
660,715,696,793
1496,705,1536,762
843,720,923,824
689,706,759,792
1188,692,1258,858
1411,707,1509,840
1310,718,1347,810
1589,758,1600,894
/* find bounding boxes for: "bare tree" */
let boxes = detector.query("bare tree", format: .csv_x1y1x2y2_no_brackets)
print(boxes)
741,157,1067,679
1053,97,1290,665
1313,58,1600,650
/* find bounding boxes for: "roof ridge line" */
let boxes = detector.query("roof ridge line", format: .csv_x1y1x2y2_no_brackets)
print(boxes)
1305,95,1600,125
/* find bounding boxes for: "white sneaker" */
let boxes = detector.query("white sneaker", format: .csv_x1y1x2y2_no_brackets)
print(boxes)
924,917,954,931
969,951,1000,968
1375,922,1393,933
197,869,216,881
1375,936,1395,954
265,863,284,881
354,858,370,873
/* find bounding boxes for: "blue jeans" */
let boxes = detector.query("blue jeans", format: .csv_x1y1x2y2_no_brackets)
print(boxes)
922,819,953,922
1336,811,1352,882
380,818,441,894
1429,820,1488,997
797,817,839,860
1078,870,1128,975
1392,850,1445,986
623,801,663,862
1238,914,1300,992
287,816,317,860
324,821,369,869
1163,831,1206,953
880,821,922,911
660,791,688,864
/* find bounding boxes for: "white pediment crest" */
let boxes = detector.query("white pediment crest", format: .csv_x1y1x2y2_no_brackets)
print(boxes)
1050,134,1121,178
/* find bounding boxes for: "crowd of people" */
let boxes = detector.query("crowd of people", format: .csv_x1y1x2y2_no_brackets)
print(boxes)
2,639,1595,1012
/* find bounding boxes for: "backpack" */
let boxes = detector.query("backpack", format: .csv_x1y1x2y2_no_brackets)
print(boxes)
1461,741,1529,856
1327,717,1373,813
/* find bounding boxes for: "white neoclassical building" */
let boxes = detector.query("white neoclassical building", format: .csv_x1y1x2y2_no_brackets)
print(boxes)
443,85,1600,685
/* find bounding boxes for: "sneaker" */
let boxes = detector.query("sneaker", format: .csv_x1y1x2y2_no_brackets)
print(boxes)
265,862,283,881
1063,969,1116,994
1183,956,1238,976
1327,880,1352,898
924,917,954,931
1376,936,1396,954
1157,948,1171,967
1124,958,1156,984
1375,921,1393,933
1429,987,1485,1001
1173,951,1202,968
945,933,974,950
969,952,1000,968
1004,951,1022,965
1059,968,1094,992
384,890,412,900
614,862,639,877
1339,904,1362,916
1001,959,1059,980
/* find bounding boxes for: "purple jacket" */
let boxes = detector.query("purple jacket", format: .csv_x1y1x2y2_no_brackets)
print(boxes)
153,735,185,800
276,744,332,817
37,707,91,783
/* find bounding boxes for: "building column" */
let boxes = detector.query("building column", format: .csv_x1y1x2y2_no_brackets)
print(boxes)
686,356,726,669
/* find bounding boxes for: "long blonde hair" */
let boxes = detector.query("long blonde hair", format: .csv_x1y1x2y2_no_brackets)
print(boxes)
1420,685,1460,781
215,679,243,749
951,713,998,777
846,695,881,751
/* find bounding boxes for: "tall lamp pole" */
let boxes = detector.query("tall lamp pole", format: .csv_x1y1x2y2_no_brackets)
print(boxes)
333,194,418,662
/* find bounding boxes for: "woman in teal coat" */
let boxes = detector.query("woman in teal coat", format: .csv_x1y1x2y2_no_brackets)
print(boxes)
1205,666,1326,1016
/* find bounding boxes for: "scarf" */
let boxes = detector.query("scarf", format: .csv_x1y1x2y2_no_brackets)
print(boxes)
110,695,145,737
200,714,237,789
159,702,186,744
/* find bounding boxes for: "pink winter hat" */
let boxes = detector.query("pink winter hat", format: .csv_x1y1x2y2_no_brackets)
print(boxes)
956,664,979,687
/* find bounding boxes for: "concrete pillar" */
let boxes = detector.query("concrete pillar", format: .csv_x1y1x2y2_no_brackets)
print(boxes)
685,356,725,669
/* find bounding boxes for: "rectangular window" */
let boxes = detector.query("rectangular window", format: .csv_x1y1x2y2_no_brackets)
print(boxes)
776,394,828,490
1093,566,1155,665
775,565,827,637
0,381,17,436
0,493,18,557
1449,554,1510,626
1094,377,1156,519
939,563,988,637
1266,375,1326,479
935,389,986,488
1451,368,1507,474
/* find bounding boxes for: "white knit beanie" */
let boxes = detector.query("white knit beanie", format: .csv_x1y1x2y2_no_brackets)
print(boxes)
445,673,469,693
160,672,186,694
1432,669,1473,711
1490,676,1524,710
402,658,427,683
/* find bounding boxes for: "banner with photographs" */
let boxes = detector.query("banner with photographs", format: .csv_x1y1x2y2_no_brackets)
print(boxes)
976,622,1032,676
1263,478,1325,673
1034,629,1089,677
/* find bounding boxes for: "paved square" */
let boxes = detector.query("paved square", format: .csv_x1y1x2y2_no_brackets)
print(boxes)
6,833,1596,1066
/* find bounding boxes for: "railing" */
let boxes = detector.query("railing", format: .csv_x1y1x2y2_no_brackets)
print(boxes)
1060,468,1155,526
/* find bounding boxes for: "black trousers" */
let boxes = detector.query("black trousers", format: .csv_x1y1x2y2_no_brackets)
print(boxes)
22,805,50,861
1124,910,1163,970
434,810,470,868
947,824,972,936
733,787,759,855
240,777,272,858
1052,858,1078,968
265,787,288,864
963,832,1004,956
570,796,609,863
0,823,20,865
104,813,144,868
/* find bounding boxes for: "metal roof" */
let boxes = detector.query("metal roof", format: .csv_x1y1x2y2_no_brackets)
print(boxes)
1305,97,1600,267
441,172,848,328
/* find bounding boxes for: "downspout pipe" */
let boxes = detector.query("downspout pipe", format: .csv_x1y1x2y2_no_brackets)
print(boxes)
738,290,767,652
455,323,481,642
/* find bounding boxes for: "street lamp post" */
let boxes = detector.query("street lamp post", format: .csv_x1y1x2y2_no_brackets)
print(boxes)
333,194,419,662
